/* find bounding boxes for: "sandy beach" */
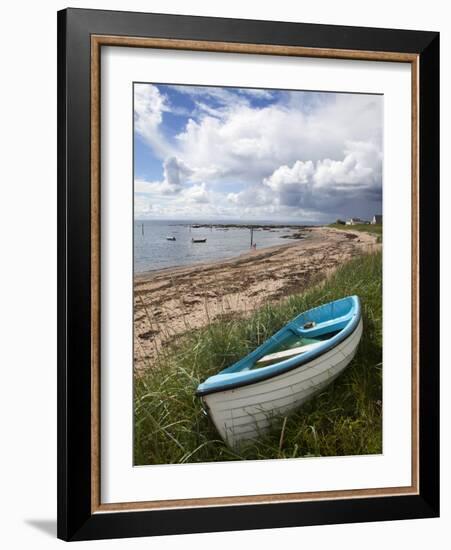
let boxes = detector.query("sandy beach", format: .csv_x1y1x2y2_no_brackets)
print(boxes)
134,226,380,372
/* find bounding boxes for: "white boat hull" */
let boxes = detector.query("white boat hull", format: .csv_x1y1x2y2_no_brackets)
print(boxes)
201,319,363,448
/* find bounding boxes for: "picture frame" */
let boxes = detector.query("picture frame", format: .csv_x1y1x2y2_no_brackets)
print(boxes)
57,7,439,541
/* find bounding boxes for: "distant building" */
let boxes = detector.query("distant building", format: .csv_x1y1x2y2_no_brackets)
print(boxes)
346,217,363,226
372,214,382,225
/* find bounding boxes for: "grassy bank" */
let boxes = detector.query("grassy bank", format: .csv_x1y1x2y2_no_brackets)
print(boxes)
134,250,382,465
329,223,382,242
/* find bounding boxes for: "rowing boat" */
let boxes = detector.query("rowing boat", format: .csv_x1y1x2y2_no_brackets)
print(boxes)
196,295,362,448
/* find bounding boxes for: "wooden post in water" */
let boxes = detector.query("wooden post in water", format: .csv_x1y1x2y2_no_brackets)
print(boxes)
250,227,254,248
141,223,144,236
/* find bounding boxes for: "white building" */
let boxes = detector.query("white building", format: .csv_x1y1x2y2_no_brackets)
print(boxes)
372,214,382,224
346,217,363,225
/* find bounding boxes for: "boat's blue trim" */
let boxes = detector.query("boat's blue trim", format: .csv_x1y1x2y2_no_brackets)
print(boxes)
196,296,361,396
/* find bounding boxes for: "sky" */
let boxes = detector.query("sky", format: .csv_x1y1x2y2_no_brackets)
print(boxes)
134,83,383,222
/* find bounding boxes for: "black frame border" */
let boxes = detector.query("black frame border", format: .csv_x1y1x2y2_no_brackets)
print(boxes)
57,8,439,541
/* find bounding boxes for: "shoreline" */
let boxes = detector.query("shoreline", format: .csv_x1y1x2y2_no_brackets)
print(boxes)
134,237,307,280
134,227,380,372
134,225,307,278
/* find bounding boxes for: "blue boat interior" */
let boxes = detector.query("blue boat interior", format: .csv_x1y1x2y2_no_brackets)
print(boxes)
196,295,361,396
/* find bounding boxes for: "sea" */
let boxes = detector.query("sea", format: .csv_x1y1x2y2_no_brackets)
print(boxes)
134,219,315,273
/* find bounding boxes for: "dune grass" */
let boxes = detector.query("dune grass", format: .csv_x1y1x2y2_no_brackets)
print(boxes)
134,250,382,465
329,223,383,243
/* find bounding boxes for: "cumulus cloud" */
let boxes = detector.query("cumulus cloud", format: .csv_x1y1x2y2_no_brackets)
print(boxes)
314,141,382,189
261,141,382,217
264,160,315,191
174,93,382,189
136,156,193,195
183,182,211,203
162,157,193,192
227,185,276,208
134,83,173,158
134,84,383,220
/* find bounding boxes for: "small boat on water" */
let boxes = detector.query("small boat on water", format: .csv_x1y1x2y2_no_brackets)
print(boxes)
166,236,176,241
192,238,207,243
196,295,362,448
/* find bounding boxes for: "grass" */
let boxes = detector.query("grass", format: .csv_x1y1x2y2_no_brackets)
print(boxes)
134,250,382,465
329,223,383,243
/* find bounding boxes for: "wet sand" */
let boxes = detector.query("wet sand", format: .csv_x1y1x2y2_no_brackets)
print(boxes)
134,227,380,372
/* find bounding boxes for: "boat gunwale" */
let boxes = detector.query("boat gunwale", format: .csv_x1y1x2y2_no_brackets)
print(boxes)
208,323,363,409
196,296,361,397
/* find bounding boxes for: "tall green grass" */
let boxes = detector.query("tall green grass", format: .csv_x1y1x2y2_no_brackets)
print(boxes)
134,251,382,465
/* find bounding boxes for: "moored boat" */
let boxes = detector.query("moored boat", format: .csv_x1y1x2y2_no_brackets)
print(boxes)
196,295,362,448
166,236,176,241
192,238,207,243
